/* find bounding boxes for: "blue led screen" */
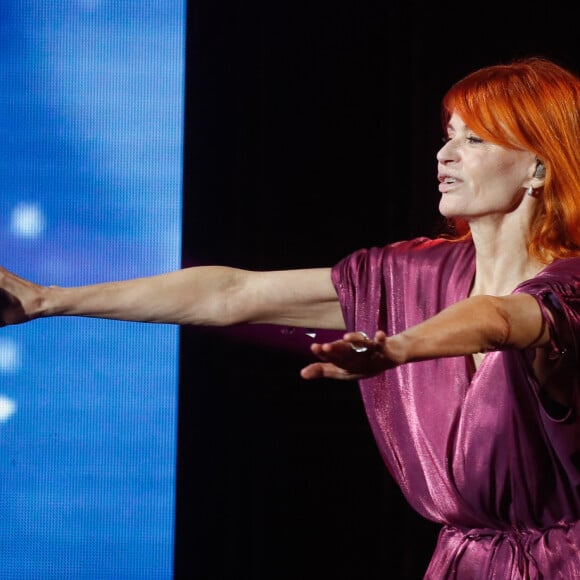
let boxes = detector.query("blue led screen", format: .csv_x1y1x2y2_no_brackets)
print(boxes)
0,2,185,578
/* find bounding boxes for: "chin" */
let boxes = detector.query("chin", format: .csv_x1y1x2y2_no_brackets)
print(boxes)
439,198,471,221
438,201,459,219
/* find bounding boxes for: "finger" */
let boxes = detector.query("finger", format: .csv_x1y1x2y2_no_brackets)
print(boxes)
300,363,324,379
343,331,370,342
374,330,387,341
343,331,371,352
311,340,352,357
300,362,360,381
309,342,333,360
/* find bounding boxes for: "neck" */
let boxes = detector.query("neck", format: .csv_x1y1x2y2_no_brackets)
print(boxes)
468,220,544,296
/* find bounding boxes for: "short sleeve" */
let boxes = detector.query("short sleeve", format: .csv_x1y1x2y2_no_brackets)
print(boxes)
514,258,580,360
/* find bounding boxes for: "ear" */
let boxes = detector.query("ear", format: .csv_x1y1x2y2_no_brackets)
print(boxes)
528,159,546,189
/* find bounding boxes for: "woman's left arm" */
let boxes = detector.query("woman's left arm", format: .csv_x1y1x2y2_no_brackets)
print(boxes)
301,293,549,380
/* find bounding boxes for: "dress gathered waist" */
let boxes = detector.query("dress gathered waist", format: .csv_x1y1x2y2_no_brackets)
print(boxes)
451,519,576,540
425,521,580,579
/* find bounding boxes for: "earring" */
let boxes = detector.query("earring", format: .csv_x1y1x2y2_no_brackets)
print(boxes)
526,186,534,196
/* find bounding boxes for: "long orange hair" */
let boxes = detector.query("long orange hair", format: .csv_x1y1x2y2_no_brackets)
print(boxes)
442,56,580,263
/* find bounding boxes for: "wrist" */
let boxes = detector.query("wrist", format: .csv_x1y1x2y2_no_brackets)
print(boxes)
37,284,63,318
385,333,411,366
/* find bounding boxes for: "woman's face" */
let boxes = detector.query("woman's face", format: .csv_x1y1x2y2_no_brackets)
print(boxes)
436,112,538,222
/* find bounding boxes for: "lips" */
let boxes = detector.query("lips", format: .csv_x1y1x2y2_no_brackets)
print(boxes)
438,174,460,193
438,173,457,184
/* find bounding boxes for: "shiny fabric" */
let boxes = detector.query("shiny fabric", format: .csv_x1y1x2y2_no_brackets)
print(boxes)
332,238,580,578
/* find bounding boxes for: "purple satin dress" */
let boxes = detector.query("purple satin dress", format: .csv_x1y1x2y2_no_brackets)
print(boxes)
332,238,580,578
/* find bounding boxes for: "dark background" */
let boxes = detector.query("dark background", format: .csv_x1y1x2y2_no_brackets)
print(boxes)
174,2,579,578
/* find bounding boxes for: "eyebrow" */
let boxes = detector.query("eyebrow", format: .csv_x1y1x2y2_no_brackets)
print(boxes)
446,120,470,134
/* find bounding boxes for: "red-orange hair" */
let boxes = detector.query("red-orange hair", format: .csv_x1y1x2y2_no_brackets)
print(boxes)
442,56,580,263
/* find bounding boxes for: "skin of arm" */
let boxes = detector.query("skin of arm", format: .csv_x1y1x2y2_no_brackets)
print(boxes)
0,264,345,331
300,293,550,380
0,265,557,395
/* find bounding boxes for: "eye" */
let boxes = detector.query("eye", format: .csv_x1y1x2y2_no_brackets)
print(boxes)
466,135,484,144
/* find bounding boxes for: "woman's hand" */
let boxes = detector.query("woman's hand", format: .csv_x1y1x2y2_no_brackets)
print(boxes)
0,265,46,327
300,330,398,380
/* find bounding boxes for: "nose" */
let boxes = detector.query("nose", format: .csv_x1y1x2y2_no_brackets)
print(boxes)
436,139,457,164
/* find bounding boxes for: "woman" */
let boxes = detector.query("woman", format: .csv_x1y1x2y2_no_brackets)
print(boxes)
1,56,580,577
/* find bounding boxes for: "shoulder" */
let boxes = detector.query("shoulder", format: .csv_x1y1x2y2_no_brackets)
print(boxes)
515,257,580,357
335,236,473,271
516,256,580,295
331,237,475,302
514,258,580,322
538,256,580,280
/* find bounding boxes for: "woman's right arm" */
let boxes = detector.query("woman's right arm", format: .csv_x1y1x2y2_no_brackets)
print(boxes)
0,264,346,330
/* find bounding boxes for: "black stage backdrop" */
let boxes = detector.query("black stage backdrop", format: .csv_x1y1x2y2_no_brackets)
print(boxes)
175,2,579,578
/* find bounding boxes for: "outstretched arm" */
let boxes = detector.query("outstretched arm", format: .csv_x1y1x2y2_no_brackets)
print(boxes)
0,264,345,330
301,293,549,380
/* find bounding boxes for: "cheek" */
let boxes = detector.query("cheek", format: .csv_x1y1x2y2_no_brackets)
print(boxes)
469,159,517,196
488,154,530,185
493,160,517,178
461,157,486,186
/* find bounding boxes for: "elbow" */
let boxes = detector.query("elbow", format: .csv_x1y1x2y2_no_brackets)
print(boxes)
475,295,512,352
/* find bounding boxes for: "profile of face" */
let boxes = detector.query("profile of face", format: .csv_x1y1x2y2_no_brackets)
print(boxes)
437,112,540,223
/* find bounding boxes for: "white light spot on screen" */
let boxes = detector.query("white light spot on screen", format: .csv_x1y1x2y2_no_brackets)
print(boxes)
10,202,46,238
0,396,16,423
0,338,21,373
